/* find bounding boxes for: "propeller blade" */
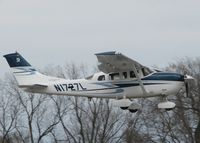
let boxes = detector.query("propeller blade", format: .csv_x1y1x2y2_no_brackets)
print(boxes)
185,82,189,97
184,74,194,97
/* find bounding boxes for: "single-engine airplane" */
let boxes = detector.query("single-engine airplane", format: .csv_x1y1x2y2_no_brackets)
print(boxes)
3,51,193,113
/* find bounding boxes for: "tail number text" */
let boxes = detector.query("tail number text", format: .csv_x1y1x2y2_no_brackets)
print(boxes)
54,83,87,92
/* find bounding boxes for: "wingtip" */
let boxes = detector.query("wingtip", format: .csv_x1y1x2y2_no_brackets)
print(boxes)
3,52,20,58
95,51,117,56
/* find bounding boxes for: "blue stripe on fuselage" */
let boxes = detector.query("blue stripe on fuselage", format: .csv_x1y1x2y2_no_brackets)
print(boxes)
90,72,184,90
142,72,184,81
114,83,166,88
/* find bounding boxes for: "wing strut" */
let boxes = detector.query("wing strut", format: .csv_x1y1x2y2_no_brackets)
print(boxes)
132,65,148,96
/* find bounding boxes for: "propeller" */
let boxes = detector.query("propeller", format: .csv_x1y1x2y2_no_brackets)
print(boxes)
184,74,194,97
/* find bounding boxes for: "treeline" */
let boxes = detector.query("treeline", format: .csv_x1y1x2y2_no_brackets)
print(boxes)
0,58,200,143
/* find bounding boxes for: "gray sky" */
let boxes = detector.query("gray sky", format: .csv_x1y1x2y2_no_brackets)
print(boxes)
0,0,200,77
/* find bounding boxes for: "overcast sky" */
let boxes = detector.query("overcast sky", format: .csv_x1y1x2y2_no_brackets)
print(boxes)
0,0,200,77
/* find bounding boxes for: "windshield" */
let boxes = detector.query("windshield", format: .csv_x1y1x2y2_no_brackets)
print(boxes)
142,67,153,76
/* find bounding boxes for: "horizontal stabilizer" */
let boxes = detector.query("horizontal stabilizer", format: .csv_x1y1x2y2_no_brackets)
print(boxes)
19,84,48,89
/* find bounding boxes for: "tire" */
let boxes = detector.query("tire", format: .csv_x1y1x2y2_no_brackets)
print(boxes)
129,109,138,113
120,107,128,110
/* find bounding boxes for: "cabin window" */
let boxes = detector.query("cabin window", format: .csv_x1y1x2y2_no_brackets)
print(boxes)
130,71,136,78
123,72,127,79
109,73,120,80
98,75,105,81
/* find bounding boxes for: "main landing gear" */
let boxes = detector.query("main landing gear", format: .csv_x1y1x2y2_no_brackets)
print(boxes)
114,93,176,113
118,98,176,113
113,98,132,111
120,104,140,113
113,98,141,113
120,104,141,113
128,102,141,113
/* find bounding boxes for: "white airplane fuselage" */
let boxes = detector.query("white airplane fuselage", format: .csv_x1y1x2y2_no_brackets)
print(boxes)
22,71,185,99
4,52,186,102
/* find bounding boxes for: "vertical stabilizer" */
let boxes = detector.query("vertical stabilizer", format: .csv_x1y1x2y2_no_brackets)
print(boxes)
3,52,49,86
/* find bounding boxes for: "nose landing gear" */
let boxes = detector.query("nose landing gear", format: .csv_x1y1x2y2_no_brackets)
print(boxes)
158,101,176,111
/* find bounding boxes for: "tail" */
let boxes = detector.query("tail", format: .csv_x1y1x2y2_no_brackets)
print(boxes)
4,52,50,88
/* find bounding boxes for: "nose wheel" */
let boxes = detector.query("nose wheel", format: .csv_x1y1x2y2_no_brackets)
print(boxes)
157,89,176,111
165,108,175,111
158,94,176,111
158,101,176,110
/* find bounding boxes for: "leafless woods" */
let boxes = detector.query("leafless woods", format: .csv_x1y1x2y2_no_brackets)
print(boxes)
1,58,200,143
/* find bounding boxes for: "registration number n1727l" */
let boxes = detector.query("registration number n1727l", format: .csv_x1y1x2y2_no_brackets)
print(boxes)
54,83,86,92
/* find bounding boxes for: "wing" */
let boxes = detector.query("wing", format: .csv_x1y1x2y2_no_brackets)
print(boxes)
95,51,149,95
95,51,144,73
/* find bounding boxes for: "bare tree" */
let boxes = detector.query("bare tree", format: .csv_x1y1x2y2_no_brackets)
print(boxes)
4,58,200,143
130,57,200,143
0,76,19,143
167,58,200,143
48,62,127,143
63,97,126,143
50,96,75,143
4,74,61,143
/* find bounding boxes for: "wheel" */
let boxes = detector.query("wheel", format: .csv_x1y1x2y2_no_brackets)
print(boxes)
120,107,128,110
165,107,175,111
129,109,138,113
158,101,176,109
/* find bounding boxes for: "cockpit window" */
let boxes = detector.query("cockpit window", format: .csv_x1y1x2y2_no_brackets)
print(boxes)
109,73,120,80
98,75,105,81
142,67,153,76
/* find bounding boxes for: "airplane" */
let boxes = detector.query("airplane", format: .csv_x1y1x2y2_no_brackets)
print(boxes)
3,51,194,113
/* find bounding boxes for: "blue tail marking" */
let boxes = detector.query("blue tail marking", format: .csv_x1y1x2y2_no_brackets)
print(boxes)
4,52,31,67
